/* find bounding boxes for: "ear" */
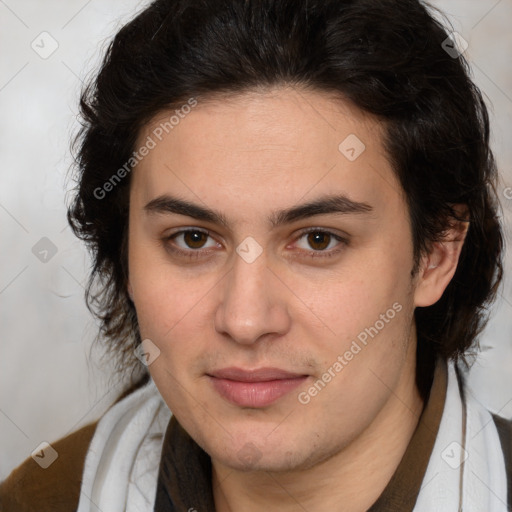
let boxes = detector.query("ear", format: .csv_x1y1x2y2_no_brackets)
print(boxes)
414,205,470,308
127,281,134,301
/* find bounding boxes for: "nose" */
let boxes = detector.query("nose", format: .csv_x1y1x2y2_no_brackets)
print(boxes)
214,248,291,346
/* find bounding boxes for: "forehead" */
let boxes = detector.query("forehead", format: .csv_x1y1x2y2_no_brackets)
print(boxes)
130,86,402,220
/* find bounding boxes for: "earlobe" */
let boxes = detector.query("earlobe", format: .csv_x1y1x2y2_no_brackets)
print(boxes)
127,281,134,301
414,211,469,308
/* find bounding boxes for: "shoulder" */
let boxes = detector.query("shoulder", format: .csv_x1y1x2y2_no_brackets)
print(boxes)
492,412,512,446
0,421,98,512
491,413,512,511
492,412,512,464
0,374,150,512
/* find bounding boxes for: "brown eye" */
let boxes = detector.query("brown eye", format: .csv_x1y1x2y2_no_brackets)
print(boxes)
306,231,331,251
182,230,209,249
294,228,349,259
163,229,218,259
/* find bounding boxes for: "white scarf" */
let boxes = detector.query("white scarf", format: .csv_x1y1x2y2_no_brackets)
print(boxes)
76,360,508,511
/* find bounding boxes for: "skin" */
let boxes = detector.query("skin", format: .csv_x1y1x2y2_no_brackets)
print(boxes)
127,85,468,511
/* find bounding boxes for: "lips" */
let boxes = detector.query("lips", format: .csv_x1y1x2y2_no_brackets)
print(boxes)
207,367,308,408
209,367,306,382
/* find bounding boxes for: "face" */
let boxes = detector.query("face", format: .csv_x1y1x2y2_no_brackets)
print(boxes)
127,86,422,473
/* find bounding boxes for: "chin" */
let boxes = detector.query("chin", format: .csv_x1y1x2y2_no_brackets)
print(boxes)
222,452,302,473
209,437,322,473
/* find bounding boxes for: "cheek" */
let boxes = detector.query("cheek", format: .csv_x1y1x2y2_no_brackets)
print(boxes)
129,258,218,372
128,224,197,336
304,254,411,349
133,276,203,344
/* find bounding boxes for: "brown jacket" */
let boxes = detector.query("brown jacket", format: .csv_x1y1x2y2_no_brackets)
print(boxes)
0,421,98,512
0,377,147,512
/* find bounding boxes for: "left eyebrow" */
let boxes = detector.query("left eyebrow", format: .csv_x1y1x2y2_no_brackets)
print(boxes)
270,194,373,226
143,193,374,229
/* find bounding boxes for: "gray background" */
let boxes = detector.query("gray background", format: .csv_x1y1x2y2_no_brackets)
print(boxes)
1,0,511,479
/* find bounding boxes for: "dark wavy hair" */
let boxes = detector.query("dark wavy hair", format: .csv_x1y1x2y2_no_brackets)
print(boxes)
67,0,504,393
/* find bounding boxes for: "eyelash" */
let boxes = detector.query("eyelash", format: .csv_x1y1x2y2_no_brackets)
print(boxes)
162,227,349,260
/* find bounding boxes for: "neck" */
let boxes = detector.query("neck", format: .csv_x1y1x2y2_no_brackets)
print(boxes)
212,344,425,512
